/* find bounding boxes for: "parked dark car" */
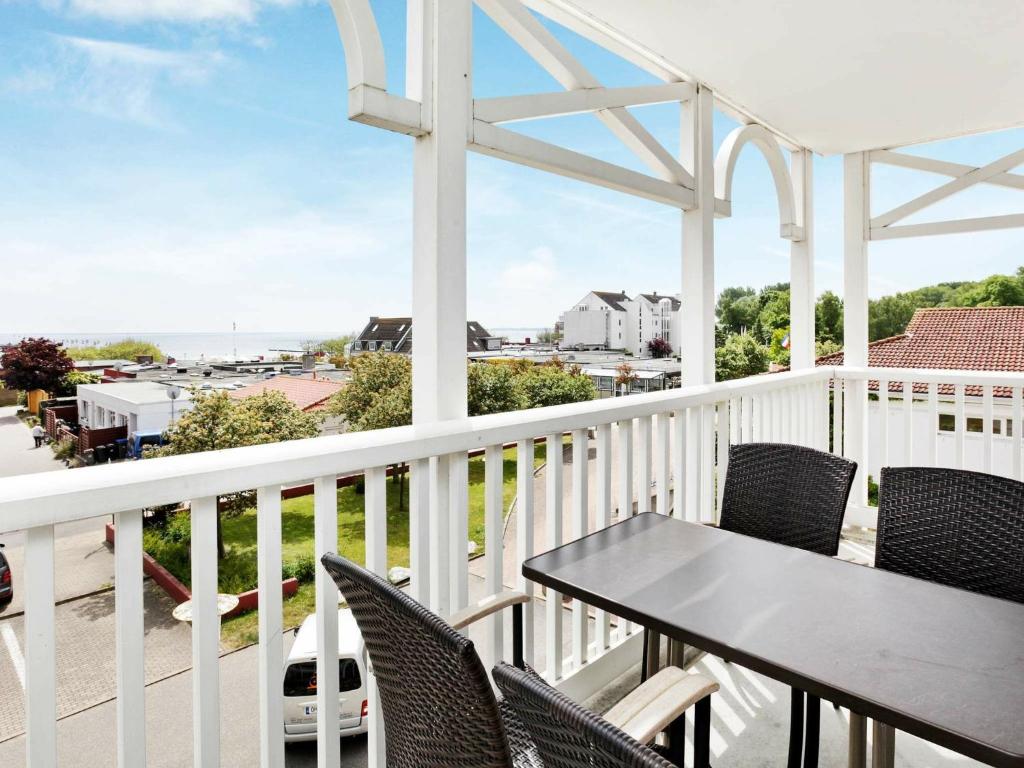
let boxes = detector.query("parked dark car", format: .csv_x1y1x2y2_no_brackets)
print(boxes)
0,543,11,608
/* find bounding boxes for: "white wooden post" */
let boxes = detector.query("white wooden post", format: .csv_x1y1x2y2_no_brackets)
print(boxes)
843,151,870,507
681,85,715,386
410,0,471,425
790,148,815,370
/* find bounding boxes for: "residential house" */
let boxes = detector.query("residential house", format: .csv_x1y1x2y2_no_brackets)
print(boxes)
229,375,346,435
561,290,681,357
350,317,501,355
817,307,1024,478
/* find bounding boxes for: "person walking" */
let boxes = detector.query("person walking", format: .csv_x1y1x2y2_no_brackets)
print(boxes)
31,423,45,448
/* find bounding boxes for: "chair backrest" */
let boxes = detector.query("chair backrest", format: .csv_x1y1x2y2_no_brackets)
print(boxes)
320,554,512,768
492,662,675,768
876,467,1024,603
719,442,857,556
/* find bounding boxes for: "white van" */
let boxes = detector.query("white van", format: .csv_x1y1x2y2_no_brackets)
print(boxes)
283,608,368,743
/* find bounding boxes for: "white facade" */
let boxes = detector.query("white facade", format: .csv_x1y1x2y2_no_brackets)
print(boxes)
561,291,680,357
77,382,195,436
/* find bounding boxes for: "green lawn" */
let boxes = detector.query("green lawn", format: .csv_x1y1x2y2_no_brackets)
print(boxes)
215,443,547,648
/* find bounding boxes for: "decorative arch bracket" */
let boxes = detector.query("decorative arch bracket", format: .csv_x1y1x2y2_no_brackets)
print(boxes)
714,124,804,242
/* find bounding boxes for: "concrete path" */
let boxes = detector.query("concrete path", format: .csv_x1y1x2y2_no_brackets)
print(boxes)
0,405,65,477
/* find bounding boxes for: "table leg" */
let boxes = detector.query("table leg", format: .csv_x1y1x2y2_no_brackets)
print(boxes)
848,713,867,768
694,695,712,768
644,630,661,681
803,694,820,768
787,688,805,768
872,722,895,768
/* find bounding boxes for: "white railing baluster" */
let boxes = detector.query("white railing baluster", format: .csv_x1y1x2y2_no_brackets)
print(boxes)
636,416,652,513
256,486,284,768
617,419,634,518
25,524,56,768
408,458,431,603
671,410,686,519
701,406,715,522
1014,387,1023,481
655,413,671,515
983,386,994,474
516,439,536,665
770,390,781,441
742,395,753,443
313,475,340,768
684,409,700,521
716,402,730,520
545,433,564,680
484,445,505,668
928,383,940,467
833,377,844,455
365,466,388,768
571,429,589,668
878,378,890,468
729,397,741,447
449,453,469,612
594,424,612,649
429,454,451,616
902,381,914,465
190,496,220,768
115,509,145,768
955,384,967,468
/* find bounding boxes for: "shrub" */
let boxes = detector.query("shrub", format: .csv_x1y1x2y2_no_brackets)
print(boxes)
282,555,317,584
51,439,77,461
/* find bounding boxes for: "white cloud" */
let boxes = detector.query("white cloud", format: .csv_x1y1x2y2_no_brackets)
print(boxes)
44,0,307,24
4,35,227,127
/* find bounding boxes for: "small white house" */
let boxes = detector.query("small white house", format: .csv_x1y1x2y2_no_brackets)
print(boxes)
77,381,195,436
561,290,681,356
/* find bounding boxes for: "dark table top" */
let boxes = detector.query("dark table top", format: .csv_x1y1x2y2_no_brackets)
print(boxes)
523,513,1024,767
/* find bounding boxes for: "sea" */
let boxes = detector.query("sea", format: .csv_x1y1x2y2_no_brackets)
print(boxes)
0,328,549,361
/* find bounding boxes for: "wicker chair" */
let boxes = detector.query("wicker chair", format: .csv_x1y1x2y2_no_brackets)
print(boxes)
320,553,534,768
718,441,858,768
493,662,716,768
876,466,1024,603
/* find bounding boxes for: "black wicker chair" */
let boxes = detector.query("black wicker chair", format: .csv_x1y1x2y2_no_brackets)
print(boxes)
877,466,1024,603
494,662,715,768
718,442,858,768
320,553,535,768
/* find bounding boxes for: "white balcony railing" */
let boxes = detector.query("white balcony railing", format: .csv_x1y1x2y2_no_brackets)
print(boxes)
2,364,1023,767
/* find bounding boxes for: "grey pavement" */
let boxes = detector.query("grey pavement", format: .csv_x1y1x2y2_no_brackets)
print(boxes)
0,405,65,478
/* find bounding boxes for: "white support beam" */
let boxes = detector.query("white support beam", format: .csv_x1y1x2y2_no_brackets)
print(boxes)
870,149,1024,192
327,0,387,90
347,85,427,136
471,120,695,209
871,146,1024,229
411,0,471,424
681,85,716,385
475,0,692,187
790,149,815,369
473,82,694,124
870,212,1024,240
843,151,870,507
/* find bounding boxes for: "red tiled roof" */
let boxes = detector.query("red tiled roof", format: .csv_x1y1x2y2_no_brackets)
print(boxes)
817,307,1024,396
229,376,343,411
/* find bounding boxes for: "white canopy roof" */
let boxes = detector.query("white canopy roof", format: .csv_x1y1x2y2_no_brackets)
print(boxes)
534,0,1024,154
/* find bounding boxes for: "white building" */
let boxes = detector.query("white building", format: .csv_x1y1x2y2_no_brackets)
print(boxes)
561,290,680,357
77,381,195,436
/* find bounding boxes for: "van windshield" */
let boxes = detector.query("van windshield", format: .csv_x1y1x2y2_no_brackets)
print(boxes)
283,659,361,697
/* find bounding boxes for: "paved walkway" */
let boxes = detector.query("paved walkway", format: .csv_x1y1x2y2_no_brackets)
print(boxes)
0,405,65,478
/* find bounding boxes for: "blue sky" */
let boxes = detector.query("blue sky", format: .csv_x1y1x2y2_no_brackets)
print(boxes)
1,0,1022,335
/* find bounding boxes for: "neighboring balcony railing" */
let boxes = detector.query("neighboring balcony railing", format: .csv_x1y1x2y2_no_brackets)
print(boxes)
3,364,1022,767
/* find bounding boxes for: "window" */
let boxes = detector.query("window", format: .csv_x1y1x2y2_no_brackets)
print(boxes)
283,659,362,697
382,341,393,351
938,414,955,432
1009,419,1014,437
966,417,985,433
368,341,377,352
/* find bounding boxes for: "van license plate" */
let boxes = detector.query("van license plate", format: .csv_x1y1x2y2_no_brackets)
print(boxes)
304,704,317,716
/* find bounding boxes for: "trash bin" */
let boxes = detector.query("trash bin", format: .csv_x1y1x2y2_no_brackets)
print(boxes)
94,444,108,463
115,439,128,460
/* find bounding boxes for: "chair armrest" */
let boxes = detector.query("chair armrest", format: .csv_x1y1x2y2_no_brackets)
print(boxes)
449,590,530,631
604,666,719,746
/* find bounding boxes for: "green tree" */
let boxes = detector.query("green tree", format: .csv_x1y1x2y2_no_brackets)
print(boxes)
0,338,74,393
868,294,917,340
715,333,768,382
515,366,596,408
156,390,319,557
326,352,412,431
55,370,101,397
468,363,524,415
768,328,791,366
66,338,163,361
815,339,843,359
956,274,1024,307
754,288,791,343
716,286,759,334
815,291,843,344
305,336,353,357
